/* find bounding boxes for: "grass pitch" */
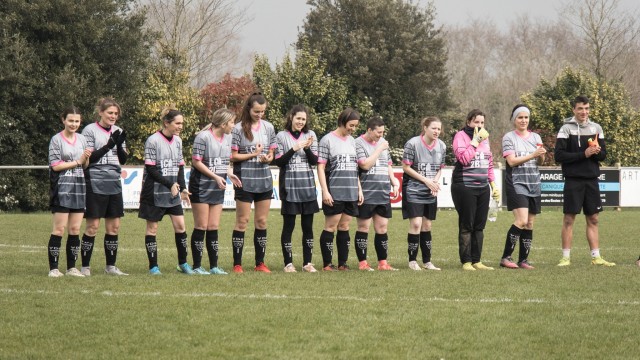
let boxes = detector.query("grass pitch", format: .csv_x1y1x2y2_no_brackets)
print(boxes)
1,208,639,359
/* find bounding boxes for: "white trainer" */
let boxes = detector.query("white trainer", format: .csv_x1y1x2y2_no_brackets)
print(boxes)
422,262,441,271
48,269,64,278
408,261,422,271
105,266,129,276
302,263,318,273
80,267,91,276
283,263,297,273
65,268,85,277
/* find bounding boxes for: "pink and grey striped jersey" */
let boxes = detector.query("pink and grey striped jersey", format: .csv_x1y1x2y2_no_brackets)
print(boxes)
402,136,446,204
231,120,277,193
502,130,542,197
82,122,126,195
142,131,185,208
355,135,392,205
318,131,359,202
48,132,87,209
275,130,318,203
189,129,232,204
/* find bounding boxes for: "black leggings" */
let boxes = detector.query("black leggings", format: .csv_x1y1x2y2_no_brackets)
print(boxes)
281,214,314,266
451,183,490,264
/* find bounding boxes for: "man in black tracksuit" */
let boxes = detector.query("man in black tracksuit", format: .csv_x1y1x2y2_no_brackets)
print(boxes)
554,95,615,267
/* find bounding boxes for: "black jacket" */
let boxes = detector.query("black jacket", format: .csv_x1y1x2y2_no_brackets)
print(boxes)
554,117,606,179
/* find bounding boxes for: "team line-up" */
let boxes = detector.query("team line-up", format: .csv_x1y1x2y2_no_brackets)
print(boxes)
47,93,639,278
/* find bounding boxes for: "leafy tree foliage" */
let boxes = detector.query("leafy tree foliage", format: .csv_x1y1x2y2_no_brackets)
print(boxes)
252,41,372,137
200,74,257,124
126,62,204,164
0,0,152,210
299,0,452,148
522,67,640,166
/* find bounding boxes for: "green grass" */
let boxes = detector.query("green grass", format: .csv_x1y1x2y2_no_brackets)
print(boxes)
1,208,639,359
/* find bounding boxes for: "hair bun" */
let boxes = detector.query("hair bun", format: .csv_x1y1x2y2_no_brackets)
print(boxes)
161,105,178,117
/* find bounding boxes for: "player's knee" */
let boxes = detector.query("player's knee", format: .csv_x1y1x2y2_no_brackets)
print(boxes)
84,225,99,236
107,224,120,235
324,223,338,232
235,225,248,232
562,216,575,227
514,219,527,229
52,226,65,237
146,223,158,236
375,224,387,234
254,218,268,230
235,219,249,232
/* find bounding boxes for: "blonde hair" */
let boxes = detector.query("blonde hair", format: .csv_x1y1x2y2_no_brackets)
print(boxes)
200,108,236,133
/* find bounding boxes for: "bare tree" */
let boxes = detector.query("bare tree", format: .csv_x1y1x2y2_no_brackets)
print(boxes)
143,0,251,88
561,0,640,80
445,17,583,161
446,19,577,120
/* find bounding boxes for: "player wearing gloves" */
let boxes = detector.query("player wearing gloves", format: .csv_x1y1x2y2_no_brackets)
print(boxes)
80,98,129,276
451,109,499,270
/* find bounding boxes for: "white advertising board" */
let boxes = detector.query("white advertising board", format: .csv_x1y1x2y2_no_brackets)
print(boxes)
120,166,504,209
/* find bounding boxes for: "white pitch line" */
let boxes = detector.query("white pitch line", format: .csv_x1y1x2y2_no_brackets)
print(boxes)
1,288,639,306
